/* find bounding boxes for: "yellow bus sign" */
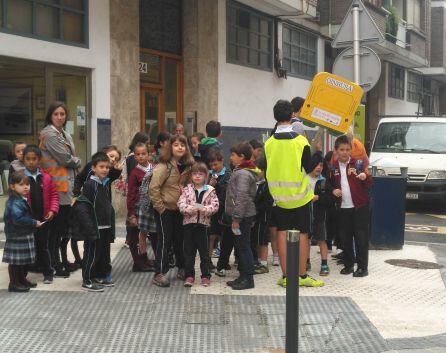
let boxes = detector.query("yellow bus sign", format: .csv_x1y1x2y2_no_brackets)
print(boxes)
299,72,364,135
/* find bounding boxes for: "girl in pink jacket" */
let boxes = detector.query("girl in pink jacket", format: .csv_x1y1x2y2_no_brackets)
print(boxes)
178,162,219,287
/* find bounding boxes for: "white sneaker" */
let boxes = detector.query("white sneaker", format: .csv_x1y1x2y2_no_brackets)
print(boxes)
272,255,280,266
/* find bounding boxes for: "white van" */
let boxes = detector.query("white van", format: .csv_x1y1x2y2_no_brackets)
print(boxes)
370,117,446,202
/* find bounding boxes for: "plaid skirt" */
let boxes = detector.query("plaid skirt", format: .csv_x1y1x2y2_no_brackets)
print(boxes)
137,205,157,234
2,233,36,265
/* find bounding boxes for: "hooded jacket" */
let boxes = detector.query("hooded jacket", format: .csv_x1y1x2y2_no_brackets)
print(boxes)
178,184,219,226
225,162,260,222
70,178,116,242
25,169,59,219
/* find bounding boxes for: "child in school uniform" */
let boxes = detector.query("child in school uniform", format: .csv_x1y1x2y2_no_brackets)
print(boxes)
178,162,219,287
71,152,115,292
225,142,259,290
308,153,333,276
331,135,373,277
3,173,43,292
8,141,26,181
127,142,156,272
23,145,59,284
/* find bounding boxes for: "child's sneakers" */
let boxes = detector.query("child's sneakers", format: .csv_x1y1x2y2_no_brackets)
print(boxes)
299,275,324,287
215,268,226,277
82,281,105,292
184,277,194,287
153,274,170,287
277,277,287,288
272,255,280,266
94,278,115,287
320,264,330,276
201,277,210,287
43,275,53,284
254,264,269,274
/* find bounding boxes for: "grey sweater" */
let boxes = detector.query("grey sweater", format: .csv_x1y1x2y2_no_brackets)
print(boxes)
225,168,258,222
39,125,81,205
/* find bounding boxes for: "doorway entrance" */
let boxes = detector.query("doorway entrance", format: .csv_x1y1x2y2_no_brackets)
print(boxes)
139,49,183,141
140,88,161,144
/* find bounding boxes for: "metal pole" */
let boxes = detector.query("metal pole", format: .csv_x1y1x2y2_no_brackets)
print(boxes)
352,4,360,85
286,230,300,353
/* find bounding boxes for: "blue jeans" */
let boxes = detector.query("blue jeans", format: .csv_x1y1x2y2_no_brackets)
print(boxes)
234,217,255,279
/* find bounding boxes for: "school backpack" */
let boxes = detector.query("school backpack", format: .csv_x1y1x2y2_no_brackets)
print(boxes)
255,180,274,214
137,162,173,211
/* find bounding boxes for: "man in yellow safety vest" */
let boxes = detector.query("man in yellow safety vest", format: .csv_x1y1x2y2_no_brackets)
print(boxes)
263,100,324,288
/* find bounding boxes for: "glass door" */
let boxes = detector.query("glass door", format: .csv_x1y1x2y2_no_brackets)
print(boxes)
46,67,90,166
141,88,162,144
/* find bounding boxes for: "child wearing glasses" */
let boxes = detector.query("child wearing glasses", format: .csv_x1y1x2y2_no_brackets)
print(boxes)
178,162,219,287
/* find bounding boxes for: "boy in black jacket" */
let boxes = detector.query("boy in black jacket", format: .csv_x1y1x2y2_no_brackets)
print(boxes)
207,150,232,275
308,153,333,276
72,152,115,292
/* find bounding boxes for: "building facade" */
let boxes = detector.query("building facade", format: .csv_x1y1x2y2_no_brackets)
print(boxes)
0,0,442,217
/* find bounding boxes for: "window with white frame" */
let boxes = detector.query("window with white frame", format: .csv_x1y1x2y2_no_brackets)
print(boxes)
388,63,405,100
407,71,422,103
227,0,273,70
282,25,317,79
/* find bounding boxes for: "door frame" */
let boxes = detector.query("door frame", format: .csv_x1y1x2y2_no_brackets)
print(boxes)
140,87,163,133
139,48,183,133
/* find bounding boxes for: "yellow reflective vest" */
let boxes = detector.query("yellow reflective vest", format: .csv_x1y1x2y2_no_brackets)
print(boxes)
264,134,314,209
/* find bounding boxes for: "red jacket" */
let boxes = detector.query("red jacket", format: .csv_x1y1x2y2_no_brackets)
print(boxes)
331,157,373,209
27,170,59,217
127,166,145,217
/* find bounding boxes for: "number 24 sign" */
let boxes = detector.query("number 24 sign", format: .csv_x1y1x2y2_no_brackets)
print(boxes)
139,62,148,74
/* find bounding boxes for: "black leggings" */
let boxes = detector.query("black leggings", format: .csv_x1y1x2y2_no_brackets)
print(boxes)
154,209,184,275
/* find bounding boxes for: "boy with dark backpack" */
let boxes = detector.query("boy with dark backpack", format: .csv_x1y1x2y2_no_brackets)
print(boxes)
308,153,334,276
251,179,274,274
71,152,115,292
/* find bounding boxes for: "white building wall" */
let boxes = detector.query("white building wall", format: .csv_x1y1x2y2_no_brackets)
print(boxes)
0,1,111,153
217,0,323,129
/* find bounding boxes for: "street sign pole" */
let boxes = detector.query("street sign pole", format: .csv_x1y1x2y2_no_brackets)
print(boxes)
352,4,361,85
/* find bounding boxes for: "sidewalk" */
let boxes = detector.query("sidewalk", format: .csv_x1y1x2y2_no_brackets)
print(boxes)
0,229,444,353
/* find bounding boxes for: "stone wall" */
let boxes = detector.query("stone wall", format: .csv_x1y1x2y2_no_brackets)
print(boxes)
110,0,140,156
109,0,140,217
183,0,219,134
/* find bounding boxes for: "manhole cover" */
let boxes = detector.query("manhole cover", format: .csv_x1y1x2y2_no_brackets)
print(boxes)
385,259,444,269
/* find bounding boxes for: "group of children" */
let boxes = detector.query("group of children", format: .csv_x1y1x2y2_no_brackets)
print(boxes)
4,141,122,292
3,104,372,293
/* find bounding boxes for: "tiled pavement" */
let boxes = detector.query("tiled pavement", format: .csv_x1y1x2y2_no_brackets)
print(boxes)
0,234,445,352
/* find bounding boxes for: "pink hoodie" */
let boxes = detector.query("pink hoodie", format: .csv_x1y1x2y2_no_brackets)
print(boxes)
178,183,219,226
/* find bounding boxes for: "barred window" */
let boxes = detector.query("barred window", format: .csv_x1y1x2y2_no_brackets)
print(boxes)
0,0,87,46
282,25,317,79
388,64,405,100
227,1,273,70
407,71,422,103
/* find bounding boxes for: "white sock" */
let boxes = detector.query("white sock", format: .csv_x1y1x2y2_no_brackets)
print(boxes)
260,260,267,267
